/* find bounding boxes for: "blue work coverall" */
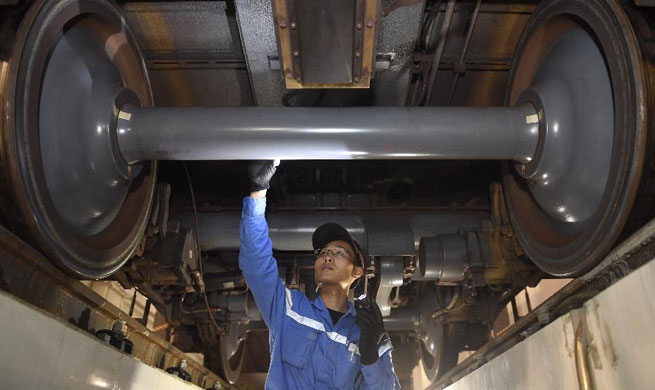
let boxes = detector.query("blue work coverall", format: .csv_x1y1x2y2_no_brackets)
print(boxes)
239,197,401,390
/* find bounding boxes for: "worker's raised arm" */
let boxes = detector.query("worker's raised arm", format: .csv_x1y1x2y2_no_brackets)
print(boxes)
238,161,286,332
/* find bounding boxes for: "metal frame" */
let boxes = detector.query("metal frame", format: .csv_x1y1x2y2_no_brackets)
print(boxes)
427,216,655,389
0,224,236,389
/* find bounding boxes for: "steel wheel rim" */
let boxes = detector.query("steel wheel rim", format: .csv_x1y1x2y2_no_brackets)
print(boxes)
218,331,246,384
419,319,445,382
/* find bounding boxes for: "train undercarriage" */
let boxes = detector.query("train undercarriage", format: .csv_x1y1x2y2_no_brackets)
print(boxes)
0,0,654,388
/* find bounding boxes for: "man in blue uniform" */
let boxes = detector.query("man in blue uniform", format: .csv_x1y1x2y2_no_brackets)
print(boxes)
239,161,400,389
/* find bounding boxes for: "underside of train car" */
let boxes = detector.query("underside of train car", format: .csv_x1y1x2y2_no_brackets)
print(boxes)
0,0,654,387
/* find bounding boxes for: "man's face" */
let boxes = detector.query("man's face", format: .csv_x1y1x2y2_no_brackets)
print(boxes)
314,240,363,288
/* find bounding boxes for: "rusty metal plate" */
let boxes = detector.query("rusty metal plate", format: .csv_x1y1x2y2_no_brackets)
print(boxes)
272,0,379,88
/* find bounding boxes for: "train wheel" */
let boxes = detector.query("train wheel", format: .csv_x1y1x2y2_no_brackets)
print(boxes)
504,0,653,276
205,323,246,384
417,284,460,382
0,0,156,278
419,321,459,383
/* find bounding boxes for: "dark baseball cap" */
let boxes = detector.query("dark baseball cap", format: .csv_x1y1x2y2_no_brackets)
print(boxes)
312,223,366,270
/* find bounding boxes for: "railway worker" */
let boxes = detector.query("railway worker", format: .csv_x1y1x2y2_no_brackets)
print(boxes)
238,160,401,389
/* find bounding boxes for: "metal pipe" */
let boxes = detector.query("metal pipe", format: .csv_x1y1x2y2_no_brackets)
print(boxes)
116,104,538,163
177,210,485,252
575,320,593,390
424,0,457,105
447,0,482,105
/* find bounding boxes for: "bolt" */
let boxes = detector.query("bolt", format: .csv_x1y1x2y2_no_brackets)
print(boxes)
209,383,222,390
290,22,297,29
363,70,370,80
356,23,362,30
179,359,188,370
285,70,294,79
112,320,127,336
278,18,287,28
366,19,374,28
296,76,302,82
354,77,360,82
355,50,361,58
293,51,299,57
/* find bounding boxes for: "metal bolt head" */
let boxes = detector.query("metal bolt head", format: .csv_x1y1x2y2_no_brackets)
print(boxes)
366,19,374,28
293,51,299,57
356,23,362,30
354,77,360,82
179,359,188,370
112,320,127,336
290,22,297,29
295,76,302,82
355,50,361,58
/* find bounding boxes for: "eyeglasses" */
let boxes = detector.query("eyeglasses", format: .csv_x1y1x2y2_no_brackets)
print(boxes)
315,247,352,260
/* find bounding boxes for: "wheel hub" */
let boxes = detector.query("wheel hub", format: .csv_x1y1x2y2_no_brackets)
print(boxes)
504,0,649,276
39,23,141,235
516,28,613,225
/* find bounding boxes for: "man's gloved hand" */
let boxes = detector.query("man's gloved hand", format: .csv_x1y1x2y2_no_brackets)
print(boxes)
248,160,279,192
355,296,386,365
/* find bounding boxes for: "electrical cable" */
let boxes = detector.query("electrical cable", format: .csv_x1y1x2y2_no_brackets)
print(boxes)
182,162,222,335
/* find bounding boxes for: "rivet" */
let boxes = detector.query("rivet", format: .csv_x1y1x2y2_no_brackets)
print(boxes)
293,51,299,57
354,77,360,82
296,76,302,82
290,22,297,29
356,23,363,30
278,18,287,28
366,19,374,28
285,70,294,79
363,69,370,80
355,50,361,58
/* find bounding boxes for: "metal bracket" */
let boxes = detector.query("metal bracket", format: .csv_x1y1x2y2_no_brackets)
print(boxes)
376,257,405,316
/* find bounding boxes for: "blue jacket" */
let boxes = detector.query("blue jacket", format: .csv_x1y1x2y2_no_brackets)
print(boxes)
239,197,401,390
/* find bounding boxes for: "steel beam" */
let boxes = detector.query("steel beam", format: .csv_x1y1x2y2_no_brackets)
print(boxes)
116,104,539,163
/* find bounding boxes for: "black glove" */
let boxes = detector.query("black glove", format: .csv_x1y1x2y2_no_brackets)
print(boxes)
355,296,386,365
247,160,279,192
